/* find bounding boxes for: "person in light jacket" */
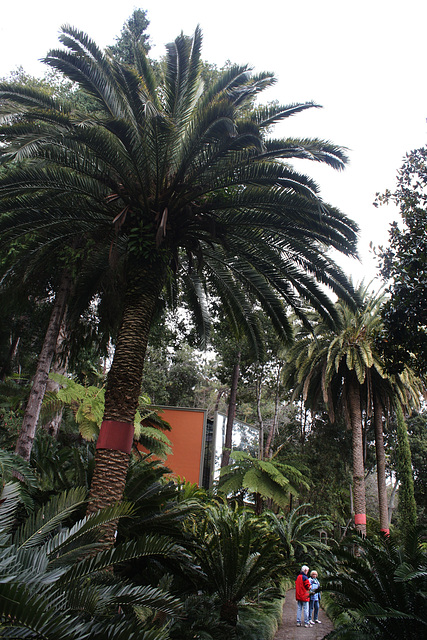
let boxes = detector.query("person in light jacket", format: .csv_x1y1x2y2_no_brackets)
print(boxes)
308,570,321,624
295,565,310,627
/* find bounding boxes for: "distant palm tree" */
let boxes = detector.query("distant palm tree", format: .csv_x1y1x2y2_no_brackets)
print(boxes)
0,26,358,533
284,284,422,534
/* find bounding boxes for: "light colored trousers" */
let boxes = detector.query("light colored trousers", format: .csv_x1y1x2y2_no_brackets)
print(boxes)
297,600,309,625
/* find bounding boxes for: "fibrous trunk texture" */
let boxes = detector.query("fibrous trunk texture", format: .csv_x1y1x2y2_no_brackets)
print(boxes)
374,394,389,534
15,271,72,460
220,600,238,627
347,375,367,535
87,265,165,541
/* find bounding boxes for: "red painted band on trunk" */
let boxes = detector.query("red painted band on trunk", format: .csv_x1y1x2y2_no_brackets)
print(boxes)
354,513,367,525
96,420,134,453
380,528,390,535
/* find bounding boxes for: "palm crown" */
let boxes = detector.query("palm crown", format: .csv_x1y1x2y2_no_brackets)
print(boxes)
0,25,359,519
0,26,358,340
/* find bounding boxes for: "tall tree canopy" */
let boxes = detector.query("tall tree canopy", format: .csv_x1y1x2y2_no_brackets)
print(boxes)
376,145,427,375
0,25,359,531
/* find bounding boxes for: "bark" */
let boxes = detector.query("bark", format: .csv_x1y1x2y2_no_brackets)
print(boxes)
213,388,225,413
0,335,20,381
255,367,264,460
42,318,69,438
264,363,282,458
87,264,166,528
221,351,240,468
374,394,389,533
15,271,72,460
220,600,239,627
347,374,367,535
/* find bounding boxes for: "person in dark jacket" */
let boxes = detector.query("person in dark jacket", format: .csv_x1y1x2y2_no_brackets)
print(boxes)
295,564,310,627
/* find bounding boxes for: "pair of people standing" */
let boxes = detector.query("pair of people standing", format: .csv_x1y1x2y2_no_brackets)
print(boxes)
295,565,321,627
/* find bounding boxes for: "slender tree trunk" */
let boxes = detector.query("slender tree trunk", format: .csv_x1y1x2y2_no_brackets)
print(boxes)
15,271,72,460
213,388,225,413
264,363,282,458
87,265,166,542
374,394,389,534
0,335,20,381
42,318,69,438
221,351,240,468
255,366,265,459
347,375,367,535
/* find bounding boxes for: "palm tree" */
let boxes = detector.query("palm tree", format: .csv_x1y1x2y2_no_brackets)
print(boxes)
284,285,423,535
0,26,359,531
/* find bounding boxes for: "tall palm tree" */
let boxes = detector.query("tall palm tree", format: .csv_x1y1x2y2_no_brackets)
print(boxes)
284,285,423,535
0,26,359,532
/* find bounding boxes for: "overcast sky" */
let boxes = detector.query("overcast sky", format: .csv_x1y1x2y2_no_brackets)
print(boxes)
1,0,426,284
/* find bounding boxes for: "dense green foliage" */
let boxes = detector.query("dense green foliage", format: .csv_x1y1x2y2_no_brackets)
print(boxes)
324,528,427,639
0,483,184,639
394,403,417,533
377,145,427,375
0,9,426,639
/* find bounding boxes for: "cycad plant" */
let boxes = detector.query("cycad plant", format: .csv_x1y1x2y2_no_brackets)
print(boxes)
182,504,284,627
266,504,333,565
323,527,427,639
0,25,359,526
0,482,190,639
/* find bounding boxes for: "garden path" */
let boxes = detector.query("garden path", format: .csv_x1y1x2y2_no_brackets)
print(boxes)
273,590,334,640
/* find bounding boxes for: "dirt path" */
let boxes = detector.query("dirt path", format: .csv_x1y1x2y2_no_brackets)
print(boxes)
273,590,334,640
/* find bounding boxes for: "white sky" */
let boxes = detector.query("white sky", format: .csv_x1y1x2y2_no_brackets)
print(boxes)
1,0,426,284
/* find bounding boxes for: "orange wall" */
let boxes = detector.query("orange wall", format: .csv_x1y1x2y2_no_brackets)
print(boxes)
151,408,206,485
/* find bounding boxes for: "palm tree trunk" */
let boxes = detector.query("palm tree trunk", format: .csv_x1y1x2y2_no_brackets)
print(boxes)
87,265,166,536
347,375,366,535
15,271,72,460
220,601,239,627
221,351,240,468
374,394,389,534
